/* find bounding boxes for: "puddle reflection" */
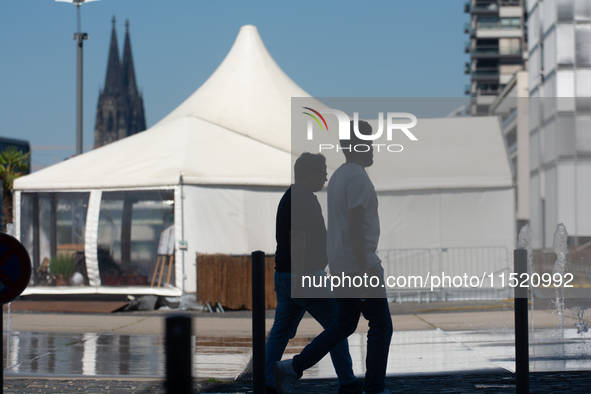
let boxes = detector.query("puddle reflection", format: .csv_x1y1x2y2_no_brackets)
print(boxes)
2,328,591,379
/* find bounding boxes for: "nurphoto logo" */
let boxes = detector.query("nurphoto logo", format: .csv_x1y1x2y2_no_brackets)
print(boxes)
302,107,418,153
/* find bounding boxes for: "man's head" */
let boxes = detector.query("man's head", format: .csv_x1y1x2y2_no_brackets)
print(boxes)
294,152,327,192
339,120,374,167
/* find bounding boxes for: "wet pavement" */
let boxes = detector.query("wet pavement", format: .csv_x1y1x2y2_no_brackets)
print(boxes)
5,328,591,379
3,303,591,392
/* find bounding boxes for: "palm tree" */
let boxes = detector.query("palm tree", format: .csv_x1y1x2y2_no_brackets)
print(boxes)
0,146,30,229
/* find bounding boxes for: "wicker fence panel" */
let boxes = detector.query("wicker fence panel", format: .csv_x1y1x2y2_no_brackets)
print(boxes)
197,253,277,310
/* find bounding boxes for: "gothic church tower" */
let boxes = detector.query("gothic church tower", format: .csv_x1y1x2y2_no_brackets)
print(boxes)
94,17,146,148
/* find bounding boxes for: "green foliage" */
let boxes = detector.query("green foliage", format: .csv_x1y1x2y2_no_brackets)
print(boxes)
0,146,30,191
49,255,75,278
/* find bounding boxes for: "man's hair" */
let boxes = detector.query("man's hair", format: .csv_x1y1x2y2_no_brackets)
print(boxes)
294,152,326,181
339,120,373,155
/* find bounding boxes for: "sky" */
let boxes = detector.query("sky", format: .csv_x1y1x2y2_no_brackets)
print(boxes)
0,0,469,170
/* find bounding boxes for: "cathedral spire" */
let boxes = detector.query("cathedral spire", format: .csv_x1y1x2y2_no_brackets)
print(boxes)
104,15,122,95
122,19,138,96
95,16,146,148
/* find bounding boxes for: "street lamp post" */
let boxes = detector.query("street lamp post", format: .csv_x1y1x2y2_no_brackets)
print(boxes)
56,0,98,156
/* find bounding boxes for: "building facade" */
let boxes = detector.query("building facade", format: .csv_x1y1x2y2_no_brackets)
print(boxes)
465,0,528,115
527,0,591,248
94,17,146,148
490,71,530,235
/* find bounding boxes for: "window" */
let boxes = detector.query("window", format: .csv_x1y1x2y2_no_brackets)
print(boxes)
97,190,175,287
501,17,521,28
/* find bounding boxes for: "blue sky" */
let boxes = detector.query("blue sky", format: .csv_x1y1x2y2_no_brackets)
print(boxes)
0,0,469,169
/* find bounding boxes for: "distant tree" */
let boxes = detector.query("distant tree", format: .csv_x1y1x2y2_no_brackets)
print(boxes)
0,146,30,229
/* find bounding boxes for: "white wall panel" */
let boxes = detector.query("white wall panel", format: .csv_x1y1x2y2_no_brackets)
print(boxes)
557,24,576,65
556,162,576,237
576,69,591,95
377,191,440,250
544,0,557,33
556,115,576,156
544,27,558,75
542,73,557,118
530,173,543,248
542,116,557,164
576,161,591,235
576,115,591,152
529,46,541,89
530,129,541,171
557,70,576,112
183,185,284,293
545,166,558,247
439,189,515,251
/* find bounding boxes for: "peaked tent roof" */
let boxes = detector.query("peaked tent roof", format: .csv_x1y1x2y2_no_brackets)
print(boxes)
155,25,310,153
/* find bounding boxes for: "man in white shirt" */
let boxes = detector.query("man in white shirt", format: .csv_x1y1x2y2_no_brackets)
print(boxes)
275,120,393,394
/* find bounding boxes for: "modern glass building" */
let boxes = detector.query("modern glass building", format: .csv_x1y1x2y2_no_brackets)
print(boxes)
528,0,591,248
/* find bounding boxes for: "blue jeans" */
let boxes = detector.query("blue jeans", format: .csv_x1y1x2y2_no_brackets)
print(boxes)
293,271,393,393
265,271,356,388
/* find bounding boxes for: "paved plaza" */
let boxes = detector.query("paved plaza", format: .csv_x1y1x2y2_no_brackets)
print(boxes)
2,301,591,392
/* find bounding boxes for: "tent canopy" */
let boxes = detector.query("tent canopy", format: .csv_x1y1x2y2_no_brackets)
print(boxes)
15,116,292,190
155,24,309,153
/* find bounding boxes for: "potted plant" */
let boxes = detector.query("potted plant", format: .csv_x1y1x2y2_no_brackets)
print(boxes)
49,255,75,286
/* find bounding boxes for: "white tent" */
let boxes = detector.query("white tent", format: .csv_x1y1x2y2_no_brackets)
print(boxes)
15,25,516,297
15,25,300,296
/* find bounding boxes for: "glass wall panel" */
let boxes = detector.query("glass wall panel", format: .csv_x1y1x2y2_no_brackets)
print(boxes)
557,0,575,20
575,0,591,21
20,192,89,286
575,25,591,66
556,114,576,156
97,190,174,287
38,194,52,275
19,194,35,282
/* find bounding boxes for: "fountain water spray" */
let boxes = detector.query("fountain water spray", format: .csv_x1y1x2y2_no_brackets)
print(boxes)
518,224,534,333
552,223,569,338
574,307,589,334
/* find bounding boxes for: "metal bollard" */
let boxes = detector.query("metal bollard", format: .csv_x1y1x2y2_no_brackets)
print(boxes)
514,248,529,393
252,251,266,394
165,314,192,394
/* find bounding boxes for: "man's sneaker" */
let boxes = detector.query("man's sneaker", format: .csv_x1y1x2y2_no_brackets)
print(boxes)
338,379,364,394
362,389,392,394
274,359,298,394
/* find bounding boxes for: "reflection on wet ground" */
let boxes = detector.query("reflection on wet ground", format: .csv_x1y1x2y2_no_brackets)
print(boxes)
3,328,591,379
